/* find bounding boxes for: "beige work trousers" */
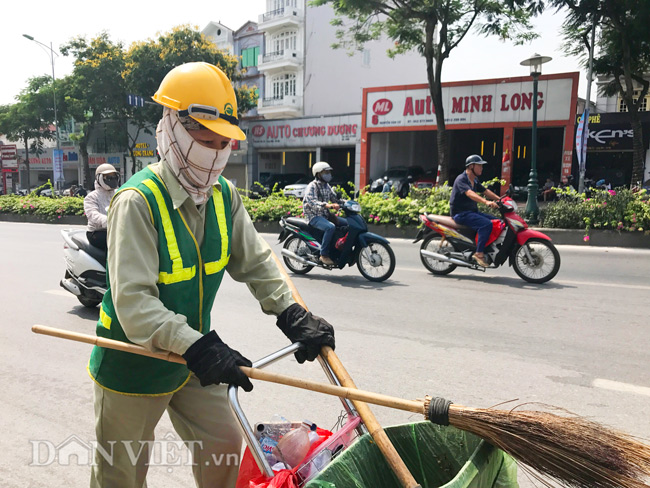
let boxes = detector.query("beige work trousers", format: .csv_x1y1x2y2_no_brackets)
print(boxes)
90,375,243,488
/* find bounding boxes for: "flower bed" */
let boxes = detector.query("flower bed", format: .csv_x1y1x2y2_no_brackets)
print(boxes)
540,188,649,239
0,194,85,220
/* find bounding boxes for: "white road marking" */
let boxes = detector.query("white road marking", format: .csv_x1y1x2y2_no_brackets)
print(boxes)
559,280,650,291
593,378,650,397
45,289,75,297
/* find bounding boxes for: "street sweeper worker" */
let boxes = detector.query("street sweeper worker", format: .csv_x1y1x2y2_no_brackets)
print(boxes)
302,161,346,266
84,163,120,251
87,62,335,488
449,154,500,268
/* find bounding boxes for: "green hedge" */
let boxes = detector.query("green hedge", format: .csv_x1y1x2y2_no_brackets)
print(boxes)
0,194,85,220
2,184,648,237
539,187,650,237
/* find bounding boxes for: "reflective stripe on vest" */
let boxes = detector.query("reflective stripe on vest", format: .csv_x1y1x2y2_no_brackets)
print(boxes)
204,186,230,275
99,304,112,330
142,179,196,285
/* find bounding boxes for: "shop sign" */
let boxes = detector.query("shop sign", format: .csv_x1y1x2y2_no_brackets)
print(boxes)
23,148,121,169
1,144,18,169
131,142,155,158
366,77,574,128
249,114,361,148
586,126,634,151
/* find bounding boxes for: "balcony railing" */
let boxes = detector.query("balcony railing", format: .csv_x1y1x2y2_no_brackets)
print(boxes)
263,51,285,63
262,96,289,107
260,95,302,109
260,7,302,25
261,50,301,64
262,8,286,22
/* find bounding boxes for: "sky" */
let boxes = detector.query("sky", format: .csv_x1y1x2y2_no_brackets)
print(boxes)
0,0,591,107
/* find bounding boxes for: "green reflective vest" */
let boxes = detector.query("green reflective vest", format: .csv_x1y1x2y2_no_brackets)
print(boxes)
88,167,233,395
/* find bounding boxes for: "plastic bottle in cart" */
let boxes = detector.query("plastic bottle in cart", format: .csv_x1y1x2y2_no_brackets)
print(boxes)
257,416,290,465
307,423,319,445
272,422,311,469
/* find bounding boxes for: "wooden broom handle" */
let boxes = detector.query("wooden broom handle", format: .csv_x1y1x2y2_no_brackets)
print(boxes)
31,324,423,415
270,252,421,488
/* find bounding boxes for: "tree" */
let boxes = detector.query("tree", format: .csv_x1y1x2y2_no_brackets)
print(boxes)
312,0,544,183
122,25,258,176
60,33,127,188
553,0,650,187
0,76,56,189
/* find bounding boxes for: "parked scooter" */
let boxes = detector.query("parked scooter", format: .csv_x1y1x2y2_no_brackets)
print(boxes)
278,200,396,282
413,187,560,283
60,229,107,307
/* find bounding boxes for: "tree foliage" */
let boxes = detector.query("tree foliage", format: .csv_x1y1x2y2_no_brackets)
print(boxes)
60,33,127,188
313,0,544,183
121,25,258,175
0,76,57,189
553,0,650,187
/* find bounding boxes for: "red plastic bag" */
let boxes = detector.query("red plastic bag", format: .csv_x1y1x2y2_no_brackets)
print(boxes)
236,427,333,488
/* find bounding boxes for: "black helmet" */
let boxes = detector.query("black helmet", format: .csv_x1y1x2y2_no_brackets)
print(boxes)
465,155,487,167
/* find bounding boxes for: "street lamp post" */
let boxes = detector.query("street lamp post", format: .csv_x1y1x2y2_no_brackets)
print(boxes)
23,34,62,190
520,53,552,224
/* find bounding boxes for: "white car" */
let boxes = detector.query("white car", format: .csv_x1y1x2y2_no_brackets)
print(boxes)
283,177,311,198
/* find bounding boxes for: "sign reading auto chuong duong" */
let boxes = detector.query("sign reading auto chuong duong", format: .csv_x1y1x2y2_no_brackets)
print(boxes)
249,114,361,148
366,76,575,128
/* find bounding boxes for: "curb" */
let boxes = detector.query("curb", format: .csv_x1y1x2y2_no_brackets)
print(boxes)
0,213,86,225
2,213,648,248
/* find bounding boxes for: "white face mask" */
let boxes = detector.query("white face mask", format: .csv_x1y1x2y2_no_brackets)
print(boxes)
157,108,231,205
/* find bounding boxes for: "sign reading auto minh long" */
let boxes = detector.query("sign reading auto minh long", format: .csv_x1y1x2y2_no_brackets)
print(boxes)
249,114,361,148
365,76,575,128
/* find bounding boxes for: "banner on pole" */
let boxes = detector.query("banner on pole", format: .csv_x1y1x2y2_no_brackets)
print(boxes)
53,149,65,184
576,109,589,172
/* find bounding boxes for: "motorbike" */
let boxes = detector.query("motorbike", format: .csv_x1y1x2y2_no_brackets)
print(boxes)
60,229,107,307
278,200,396,282
413,188,560,284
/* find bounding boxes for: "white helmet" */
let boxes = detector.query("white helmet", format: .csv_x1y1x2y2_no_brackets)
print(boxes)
95,163,119,190
312,161,333,178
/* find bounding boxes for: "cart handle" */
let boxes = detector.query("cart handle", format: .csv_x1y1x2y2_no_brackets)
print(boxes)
227,341,365,478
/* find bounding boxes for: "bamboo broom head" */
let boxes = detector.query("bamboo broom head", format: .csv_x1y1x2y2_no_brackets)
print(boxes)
445,402,650,488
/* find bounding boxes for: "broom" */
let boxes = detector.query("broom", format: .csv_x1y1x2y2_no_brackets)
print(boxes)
32,324,650,488
271,251,650,488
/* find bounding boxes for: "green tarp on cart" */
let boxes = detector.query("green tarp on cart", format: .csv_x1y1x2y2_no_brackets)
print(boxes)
305,421,518,488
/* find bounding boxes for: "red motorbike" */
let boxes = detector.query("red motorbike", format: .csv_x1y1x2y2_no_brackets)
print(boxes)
413,188,560,283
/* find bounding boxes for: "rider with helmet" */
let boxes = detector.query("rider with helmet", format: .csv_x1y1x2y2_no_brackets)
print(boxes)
303,162,346,266
88,62,335,487
449,155,500,267
84,163,120,251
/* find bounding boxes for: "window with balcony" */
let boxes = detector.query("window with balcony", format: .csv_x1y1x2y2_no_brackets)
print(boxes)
241,46,259,68
271,73,297,99
271,30,297,54
273,0,296,10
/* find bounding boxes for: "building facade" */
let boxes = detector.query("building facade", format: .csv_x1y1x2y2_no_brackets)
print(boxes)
361,73,580,190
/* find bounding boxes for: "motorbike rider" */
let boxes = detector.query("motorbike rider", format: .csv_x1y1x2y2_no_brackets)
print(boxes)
84,163,120,251
302,162,346,266
449,155,500,268
88,62,335,488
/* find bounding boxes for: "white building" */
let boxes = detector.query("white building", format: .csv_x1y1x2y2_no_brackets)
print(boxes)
233,0,426,190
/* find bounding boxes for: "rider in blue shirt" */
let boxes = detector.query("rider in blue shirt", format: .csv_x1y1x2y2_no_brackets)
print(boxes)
450,155,500,267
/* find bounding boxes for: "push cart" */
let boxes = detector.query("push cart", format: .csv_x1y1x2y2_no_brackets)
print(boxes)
229,343,519,488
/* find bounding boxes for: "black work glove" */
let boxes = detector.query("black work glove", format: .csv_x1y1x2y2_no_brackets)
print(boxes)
276,303,335,363
182,331,254,392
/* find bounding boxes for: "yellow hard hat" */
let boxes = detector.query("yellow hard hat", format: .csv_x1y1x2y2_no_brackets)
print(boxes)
152,62,246,141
